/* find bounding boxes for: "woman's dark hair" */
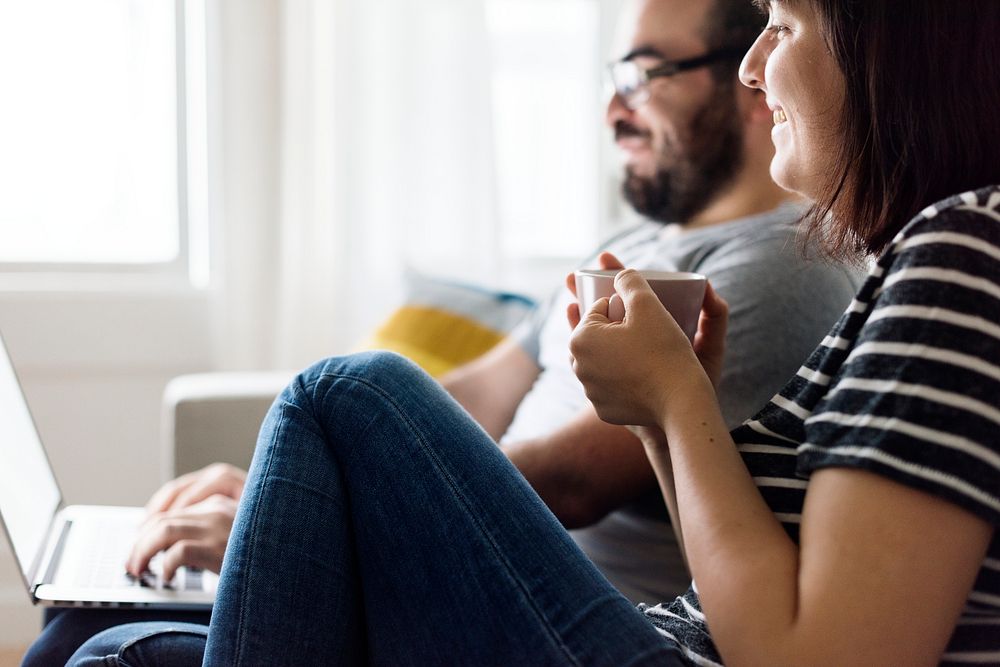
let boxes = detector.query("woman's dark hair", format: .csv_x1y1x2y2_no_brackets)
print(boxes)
803,0,1000,260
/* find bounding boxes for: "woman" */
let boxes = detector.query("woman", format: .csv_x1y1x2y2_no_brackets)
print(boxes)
70,0,1000,664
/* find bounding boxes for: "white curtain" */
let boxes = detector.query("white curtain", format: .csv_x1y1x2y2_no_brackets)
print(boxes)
211,0,499,371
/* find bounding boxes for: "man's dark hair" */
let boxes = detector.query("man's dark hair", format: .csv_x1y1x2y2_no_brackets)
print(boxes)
794,0,1000,260
702,0,766,83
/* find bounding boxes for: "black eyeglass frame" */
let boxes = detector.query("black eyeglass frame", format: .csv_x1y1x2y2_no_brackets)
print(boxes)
608,47,747,109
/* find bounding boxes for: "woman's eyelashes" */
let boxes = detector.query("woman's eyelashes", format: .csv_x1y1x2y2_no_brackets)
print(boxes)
765,22,790,38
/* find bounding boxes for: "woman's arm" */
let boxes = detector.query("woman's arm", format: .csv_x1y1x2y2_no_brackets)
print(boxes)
570,269,994,665
629,425,687,566
661,382,992,665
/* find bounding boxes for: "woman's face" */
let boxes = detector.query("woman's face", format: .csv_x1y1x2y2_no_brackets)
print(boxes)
738,1,846,200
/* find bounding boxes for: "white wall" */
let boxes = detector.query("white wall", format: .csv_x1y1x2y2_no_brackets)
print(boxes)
0,293,214,646
0,0,278,650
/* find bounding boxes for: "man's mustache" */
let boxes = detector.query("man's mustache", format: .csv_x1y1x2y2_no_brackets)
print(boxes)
614,121,651,141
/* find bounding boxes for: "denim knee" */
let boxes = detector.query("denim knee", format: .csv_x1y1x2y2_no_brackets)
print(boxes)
67,622,208,667
293,351,434,411
300,350,424,390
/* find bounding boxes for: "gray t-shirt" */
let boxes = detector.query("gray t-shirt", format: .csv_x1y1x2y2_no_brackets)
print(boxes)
502,203,864,603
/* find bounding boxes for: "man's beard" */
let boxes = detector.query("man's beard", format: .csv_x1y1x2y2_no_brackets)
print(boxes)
618,80,745,224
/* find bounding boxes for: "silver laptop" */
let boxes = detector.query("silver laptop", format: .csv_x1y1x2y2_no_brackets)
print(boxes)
0,331,216,609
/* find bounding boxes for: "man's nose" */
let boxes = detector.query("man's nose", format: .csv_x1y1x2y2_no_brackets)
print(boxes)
605,91,635,129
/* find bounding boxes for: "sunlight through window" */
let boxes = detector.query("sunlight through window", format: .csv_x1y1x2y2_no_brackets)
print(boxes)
0,1,180,265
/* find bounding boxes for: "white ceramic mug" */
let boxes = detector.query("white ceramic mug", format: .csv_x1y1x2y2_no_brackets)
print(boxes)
574,269,707,341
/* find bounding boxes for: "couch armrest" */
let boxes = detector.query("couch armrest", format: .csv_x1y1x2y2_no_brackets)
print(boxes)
162,371,296,478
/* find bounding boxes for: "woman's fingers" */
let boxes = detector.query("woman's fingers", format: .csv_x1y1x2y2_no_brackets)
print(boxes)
567,252,627,328
567,302,581,329
583,297,612,323
692,282,729,389
613,269,661,314
597,252,625,271
571,269,702,426
565,270,578,298
608,294,625,322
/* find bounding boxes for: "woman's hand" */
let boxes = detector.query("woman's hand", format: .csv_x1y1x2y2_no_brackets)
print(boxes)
689,281,728,390
569,268,723,426
565,251,625,327
566,254,729,391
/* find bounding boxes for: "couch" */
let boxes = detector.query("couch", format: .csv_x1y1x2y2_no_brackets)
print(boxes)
162,275,536,477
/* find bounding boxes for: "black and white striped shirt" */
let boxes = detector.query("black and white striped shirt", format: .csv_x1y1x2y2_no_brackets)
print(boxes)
639,186,1000,666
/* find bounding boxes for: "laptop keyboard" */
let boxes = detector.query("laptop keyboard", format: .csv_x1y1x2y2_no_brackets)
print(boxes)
56,516,204,591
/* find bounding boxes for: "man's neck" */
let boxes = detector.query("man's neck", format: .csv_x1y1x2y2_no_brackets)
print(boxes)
684,175,798,230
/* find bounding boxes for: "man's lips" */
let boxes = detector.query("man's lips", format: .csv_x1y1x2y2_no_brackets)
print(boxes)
614,125,652,153
616,135,651,151
614,121,651,144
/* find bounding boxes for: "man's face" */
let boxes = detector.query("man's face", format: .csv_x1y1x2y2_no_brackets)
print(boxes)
608,0,745,223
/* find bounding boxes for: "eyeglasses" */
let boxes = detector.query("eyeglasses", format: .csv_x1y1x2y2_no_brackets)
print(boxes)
607,48,746,110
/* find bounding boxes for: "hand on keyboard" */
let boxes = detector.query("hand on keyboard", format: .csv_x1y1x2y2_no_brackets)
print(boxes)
126,494,238,583
145,462,246,514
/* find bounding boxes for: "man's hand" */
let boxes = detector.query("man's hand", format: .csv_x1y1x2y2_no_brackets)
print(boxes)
127,494,237,580
145,462,246,514
126,462,247,581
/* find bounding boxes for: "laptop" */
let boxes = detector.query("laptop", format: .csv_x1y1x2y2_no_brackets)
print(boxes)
0,331,216,609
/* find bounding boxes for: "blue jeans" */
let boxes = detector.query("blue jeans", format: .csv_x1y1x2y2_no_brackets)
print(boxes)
21,609,210,666
70,352,685,666
64,621,208,666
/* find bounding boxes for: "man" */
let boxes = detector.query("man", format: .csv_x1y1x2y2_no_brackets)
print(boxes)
24,0,861,662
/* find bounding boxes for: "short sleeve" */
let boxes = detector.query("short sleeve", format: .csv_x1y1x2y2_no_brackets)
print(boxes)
798,189,1000,525
507,298,549,364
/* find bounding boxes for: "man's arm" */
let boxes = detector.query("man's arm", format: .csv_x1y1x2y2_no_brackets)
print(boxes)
439,338,541,441
441,333,655,528
502,409,654,529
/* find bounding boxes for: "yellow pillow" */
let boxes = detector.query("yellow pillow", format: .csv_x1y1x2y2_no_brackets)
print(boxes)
356,273,535,378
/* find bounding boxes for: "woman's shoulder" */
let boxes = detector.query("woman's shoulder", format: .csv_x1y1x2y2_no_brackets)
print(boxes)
882,185,1000,273
896,185,1000,242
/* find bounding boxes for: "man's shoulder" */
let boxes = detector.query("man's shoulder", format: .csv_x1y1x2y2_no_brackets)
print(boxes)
596,220,671,253
682,205,808,268
690,206,864,292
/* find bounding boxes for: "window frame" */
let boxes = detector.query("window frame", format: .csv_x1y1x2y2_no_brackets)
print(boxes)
0,0,209,290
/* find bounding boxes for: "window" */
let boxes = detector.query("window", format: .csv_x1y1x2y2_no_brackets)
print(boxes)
486,0,603,260
0,0,205,276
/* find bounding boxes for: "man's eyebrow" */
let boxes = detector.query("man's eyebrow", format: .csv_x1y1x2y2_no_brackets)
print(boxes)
620,45,667,62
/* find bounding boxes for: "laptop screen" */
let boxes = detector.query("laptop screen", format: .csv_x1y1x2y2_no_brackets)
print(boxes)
0,333,61,580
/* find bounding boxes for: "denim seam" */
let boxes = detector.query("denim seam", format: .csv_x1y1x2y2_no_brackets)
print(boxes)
309,370,584,667
115,627,210,667
231,402,288,666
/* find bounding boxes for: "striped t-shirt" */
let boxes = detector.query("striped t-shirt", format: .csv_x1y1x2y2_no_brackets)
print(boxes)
638,186,1000,666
